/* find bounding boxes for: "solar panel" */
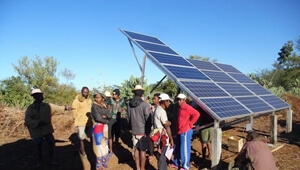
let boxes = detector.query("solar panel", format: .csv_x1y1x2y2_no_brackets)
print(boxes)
120,29,290,120
165,65,210,80
123,30,165,45
136,40,178,55
187,59,221,71
149,52,193,66
243,84,273,95
181,81,229,98
201,70,236,83
229,73,256,83
260,95,290,109
236,96,274,113
215,63,241,73
201,98,251,119
217,83,253,97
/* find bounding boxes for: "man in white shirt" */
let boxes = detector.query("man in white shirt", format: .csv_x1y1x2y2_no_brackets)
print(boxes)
153,93,174,170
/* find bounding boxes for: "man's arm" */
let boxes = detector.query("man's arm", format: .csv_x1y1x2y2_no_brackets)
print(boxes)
163,121,174,148
72,99,79,119
189,106,200,125
143,103,150,120
49,103,67,116
24,107,39,128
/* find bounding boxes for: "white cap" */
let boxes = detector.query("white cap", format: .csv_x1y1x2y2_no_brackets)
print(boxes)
159,93,172,101
104,91,112,97
177,93,186,99
31,89,43,96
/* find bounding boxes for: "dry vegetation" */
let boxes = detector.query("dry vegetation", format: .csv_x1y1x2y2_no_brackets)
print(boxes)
0,94,300,170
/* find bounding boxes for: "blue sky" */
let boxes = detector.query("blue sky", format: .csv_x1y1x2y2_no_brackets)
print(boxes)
1,1,299,90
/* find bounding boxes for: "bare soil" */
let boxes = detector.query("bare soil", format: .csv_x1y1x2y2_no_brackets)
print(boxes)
0,93,300,170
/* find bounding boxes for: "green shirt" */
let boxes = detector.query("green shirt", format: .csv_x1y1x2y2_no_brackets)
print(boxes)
107,98,126,120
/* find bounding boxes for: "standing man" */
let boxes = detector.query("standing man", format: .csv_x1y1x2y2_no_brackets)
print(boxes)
171,94,200,170
25,89,71,168
154,93,174,170
148,92,161,161
127,85,151,170
72,86,93,158
107,88,126,154
197,107,214,161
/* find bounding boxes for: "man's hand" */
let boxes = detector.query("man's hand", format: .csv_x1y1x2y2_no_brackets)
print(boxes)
65,106,75,111
38,120,46,126
169,139,174,148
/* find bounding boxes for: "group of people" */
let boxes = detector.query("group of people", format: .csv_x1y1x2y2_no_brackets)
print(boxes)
72,87,126,169
24,85,277,170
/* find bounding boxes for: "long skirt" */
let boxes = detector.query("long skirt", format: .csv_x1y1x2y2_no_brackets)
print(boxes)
92,123,109,169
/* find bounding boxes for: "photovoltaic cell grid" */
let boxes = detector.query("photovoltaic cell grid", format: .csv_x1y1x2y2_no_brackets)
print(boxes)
236,96,274,113
187,59,221,71
201,70,236,83
260,95,290,109
136,40,178,55
201,98,251,118
217,83,253,97
120,29,290,120
164,65,210,80
149,52,193,67
181,81,229,98
214,63,242,73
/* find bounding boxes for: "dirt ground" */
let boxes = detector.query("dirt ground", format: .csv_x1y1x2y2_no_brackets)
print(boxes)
0,93,300,170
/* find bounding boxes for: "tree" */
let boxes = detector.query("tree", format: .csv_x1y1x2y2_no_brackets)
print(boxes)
277,41,294,69
154,78,177,98
13,56,58,89
249,39,300,96
117,75,152,100
3,56,78,106
275,41,300,91
0,76,32,109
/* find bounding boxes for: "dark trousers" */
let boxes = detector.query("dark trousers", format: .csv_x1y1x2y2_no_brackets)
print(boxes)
158,146,168,170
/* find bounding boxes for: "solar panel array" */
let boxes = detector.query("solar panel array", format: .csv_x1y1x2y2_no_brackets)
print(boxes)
120,29,290,120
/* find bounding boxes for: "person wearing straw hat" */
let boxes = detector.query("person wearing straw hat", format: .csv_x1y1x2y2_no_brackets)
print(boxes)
25,88,73,168
127,85,151,170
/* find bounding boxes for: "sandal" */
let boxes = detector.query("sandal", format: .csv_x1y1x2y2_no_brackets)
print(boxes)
169,164,178,169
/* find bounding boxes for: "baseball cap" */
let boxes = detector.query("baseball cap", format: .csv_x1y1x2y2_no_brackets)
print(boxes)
159,93,172,101
31,89,43,96
177,93,186,100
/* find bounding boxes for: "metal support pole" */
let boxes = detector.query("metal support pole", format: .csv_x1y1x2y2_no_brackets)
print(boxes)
141,55,146,87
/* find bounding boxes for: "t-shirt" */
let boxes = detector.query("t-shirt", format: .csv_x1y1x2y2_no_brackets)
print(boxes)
153,106,168,129
153,105,169,145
